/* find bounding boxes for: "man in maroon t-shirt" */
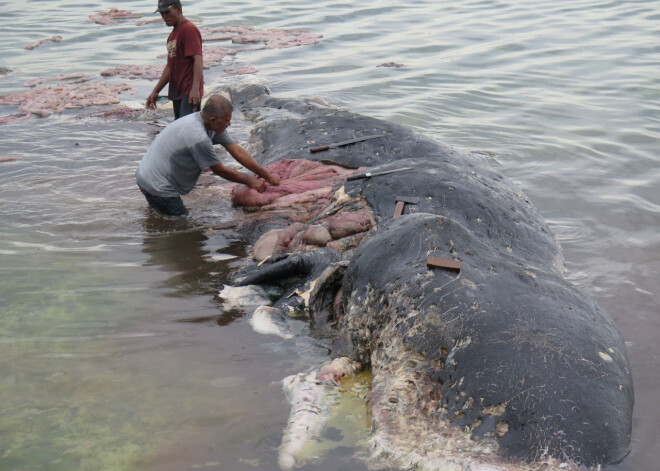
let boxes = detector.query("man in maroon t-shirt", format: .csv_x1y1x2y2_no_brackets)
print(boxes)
146,0,203,119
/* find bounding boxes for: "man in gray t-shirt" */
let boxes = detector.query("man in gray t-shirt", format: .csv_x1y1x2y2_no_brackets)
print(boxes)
136,94,280,216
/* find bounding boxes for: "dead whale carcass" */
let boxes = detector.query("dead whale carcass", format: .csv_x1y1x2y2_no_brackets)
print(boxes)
222,84,633,470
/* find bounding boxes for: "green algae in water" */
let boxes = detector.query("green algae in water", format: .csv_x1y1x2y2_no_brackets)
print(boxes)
0,262,214,470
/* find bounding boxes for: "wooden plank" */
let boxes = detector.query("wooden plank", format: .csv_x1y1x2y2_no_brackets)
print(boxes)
393,200,405,218
426,257,462,272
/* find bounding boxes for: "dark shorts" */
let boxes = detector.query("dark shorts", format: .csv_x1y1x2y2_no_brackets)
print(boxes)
139,188,189,216
172,97,199,120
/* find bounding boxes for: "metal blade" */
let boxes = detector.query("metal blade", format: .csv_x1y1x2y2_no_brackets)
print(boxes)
346,166,414,181
368,167,414,177
330,134,383,148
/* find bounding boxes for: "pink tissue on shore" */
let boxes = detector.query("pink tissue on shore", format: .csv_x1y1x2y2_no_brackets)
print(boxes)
135,18,163,26
203,46,237,68
76,25,316,84
24,35,62,51
3,23,321,122
100,64,165,80
199,25,322,49
0,81,136,123
89,9,142,25
24,73,95,88
223,65,259,76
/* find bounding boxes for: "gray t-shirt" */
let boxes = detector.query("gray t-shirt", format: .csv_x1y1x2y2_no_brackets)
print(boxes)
136,112,235,197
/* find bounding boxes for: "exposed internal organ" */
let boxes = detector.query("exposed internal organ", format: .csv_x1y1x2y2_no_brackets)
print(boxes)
231,159,376,261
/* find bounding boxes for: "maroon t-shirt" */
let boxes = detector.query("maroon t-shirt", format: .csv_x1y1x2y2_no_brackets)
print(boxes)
166,20,203,100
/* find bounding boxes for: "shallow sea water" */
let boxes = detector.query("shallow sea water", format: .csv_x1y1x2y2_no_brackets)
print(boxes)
0,1,658,470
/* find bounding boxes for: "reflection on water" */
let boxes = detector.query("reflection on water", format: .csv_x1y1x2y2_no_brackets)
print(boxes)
141,215,241,297
140,215,255,327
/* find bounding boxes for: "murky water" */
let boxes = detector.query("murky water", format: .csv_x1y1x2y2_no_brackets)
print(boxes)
1,0,658,470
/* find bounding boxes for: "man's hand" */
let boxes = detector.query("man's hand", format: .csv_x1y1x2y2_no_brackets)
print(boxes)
265,173,281,186
188,89,201,111
146,92,159,110
247,177,268,193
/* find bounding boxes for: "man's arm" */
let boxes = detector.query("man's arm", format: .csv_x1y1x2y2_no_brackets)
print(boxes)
146,64,170,110
224,143,281,186
188,54,203,110
208,162,268,192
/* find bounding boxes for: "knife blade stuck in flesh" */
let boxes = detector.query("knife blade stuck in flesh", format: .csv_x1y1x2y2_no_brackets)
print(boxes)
310,134,383,153
346,167,414,181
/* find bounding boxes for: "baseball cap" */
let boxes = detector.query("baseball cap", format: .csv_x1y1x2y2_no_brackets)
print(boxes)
155,0,182,13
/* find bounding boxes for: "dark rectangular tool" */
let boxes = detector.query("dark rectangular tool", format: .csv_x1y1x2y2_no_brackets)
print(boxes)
310,134,383,153
393,195,419,218
427,257,462,272
346,167,413,181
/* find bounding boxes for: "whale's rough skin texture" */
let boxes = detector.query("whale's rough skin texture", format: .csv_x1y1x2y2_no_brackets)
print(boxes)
339,214,632,466
227,85,633,467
